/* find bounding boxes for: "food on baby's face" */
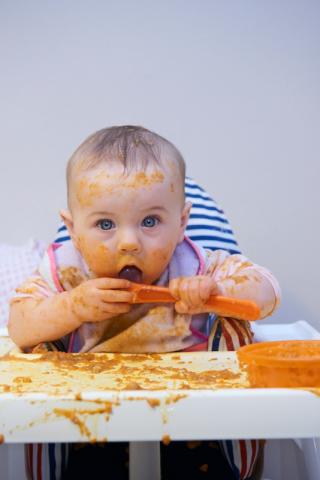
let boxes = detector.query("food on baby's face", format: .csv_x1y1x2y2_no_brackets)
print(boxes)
118,266,143,283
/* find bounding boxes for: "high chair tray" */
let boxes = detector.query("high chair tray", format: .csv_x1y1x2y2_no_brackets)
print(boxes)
0,329,319,444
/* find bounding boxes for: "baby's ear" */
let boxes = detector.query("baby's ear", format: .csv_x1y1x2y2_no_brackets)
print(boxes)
59,209,78,247
178,201,192,242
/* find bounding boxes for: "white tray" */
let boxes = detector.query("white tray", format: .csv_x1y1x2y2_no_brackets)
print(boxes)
1,321,319,444
0,388,319,443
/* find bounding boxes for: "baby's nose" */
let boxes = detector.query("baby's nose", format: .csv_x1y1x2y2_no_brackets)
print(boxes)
117,231,141,253
119,242,140,253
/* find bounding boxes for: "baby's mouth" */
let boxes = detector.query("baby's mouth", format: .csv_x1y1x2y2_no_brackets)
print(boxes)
118,266,143,283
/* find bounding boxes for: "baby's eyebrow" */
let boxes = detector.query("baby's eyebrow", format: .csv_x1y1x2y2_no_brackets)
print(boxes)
88,211,114,217
88,206,168,218
142,206,168,212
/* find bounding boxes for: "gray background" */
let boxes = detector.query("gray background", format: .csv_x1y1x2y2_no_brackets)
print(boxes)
1,1,319,327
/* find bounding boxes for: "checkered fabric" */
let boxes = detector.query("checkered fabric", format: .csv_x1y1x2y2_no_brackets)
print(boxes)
0,239,46,327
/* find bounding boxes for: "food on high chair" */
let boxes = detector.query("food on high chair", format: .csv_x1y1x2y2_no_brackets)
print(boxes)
237,340,320,387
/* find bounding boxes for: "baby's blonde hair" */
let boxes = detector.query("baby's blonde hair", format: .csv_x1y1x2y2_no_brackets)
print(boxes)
67,125,186,204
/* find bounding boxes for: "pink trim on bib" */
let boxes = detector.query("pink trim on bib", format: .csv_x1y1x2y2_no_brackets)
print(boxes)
47,244,64,293
190,325,208,341
181,341,208,352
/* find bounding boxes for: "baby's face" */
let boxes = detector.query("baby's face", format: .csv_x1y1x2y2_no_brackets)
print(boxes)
62,163,190,284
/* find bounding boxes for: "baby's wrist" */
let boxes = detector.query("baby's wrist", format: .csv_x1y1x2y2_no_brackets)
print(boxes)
66,291,85,327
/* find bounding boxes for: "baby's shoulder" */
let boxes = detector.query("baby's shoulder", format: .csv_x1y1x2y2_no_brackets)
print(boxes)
203,249,250,275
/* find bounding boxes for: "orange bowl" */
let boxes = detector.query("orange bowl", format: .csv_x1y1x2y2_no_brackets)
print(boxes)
237,340,320,387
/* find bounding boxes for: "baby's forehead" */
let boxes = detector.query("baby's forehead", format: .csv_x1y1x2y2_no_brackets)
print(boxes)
69,163,183,208
74,161,180,185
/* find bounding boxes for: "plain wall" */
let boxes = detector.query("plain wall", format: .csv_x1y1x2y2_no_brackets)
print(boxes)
0,0,319,327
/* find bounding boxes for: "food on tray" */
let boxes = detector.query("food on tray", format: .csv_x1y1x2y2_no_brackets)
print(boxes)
0,351,249,394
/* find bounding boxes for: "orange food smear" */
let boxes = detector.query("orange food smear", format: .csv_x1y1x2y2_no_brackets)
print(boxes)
162,434,171,445
13,377,32,383
146,398,161,408
199,463,209,472
58,267,86,289
165,394,187,405
75,171,165,206
0,351,246,395
54,408,92,439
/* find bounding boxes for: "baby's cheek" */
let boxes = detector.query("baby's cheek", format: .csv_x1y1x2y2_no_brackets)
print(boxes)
141,246,174,283
152,247,172,265
77,237,113,276
152,245,175,268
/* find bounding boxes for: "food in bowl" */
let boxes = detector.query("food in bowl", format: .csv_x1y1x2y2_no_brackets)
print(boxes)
237,340,320,387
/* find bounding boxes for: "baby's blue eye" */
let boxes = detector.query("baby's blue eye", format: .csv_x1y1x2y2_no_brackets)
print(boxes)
142,216,159,228
97,219,114,230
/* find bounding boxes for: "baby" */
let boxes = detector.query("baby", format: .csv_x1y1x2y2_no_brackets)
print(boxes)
8,125,281,480
9,125,280,354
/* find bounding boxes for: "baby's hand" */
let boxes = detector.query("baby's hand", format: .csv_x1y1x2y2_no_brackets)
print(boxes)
69,278,134,323
169,276,220,314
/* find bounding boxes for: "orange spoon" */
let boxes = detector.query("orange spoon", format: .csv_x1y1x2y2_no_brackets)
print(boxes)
128,282,260,321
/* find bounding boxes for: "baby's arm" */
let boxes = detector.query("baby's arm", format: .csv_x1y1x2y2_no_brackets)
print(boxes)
169,250,280,318
8,275,133,349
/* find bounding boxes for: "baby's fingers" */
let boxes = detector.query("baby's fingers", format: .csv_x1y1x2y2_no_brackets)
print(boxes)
175,301,213,315
175,301,190,314
169,277,184,300
100,289,134,304
94,278,132,290
187,277,207,307
99,301,132,315
169,277,194,305
197,277,217,303
175,301,205,315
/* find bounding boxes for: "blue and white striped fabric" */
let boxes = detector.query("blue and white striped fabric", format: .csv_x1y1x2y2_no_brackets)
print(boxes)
54,177,240,255
184,178,240,254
